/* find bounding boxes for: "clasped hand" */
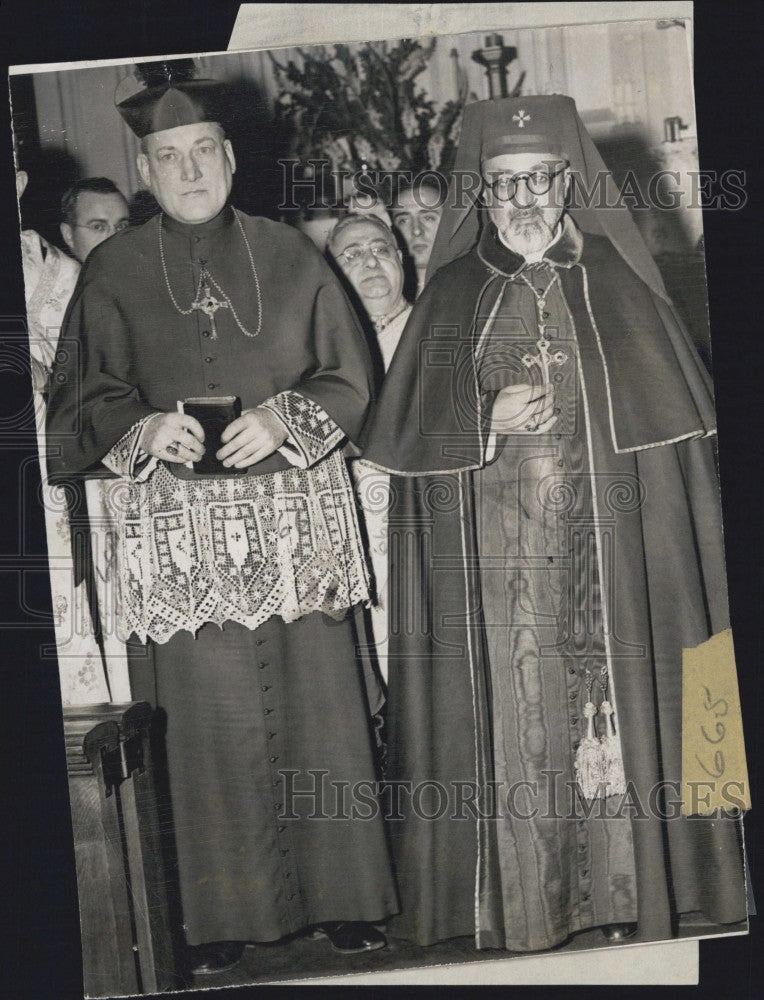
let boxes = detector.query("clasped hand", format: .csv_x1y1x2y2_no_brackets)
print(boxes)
140,407,288,468
490,382,558,435
218,408,288,468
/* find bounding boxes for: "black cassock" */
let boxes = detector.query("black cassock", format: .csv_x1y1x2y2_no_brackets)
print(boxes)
48,206,398,944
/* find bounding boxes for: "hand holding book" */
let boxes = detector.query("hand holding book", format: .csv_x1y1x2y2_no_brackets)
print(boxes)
139,409,206,464
176,396,288,474
218,406,288,469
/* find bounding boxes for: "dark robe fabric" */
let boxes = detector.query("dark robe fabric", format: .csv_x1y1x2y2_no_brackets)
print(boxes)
47,204,373,476
363,217,746,949
47,205,399,944
470,267,639,952
128,613,395,944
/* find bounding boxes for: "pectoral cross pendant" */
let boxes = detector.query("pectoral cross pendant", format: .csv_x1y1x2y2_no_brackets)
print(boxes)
192,282,229,340
522,299,568,387
523,337,568,386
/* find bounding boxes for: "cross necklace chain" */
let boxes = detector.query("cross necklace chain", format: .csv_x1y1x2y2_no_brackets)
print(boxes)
519,269,568,387
159,209,263,339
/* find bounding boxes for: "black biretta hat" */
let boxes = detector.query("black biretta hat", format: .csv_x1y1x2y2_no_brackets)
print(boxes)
116,60,228,139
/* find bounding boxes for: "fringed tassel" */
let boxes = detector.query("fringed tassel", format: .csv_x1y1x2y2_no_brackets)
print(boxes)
574,700,605,800
599,700,627,795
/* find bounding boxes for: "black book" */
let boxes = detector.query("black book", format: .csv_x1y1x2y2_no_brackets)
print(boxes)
178,395,244,475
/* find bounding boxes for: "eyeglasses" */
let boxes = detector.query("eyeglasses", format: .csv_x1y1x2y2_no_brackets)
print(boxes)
484,164,567,202
71,220,130,235
334,240,397,266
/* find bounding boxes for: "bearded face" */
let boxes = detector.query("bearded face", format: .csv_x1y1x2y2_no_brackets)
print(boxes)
482,152,570,258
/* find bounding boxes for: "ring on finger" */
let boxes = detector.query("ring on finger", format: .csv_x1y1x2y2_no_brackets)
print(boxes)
166,442,180,456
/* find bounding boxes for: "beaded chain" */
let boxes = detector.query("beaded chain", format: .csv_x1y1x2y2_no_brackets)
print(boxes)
158,208,263,338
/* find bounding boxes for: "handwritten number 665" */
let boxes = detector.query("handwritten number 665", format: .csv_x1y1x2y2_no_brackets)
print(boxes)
694,686,728,779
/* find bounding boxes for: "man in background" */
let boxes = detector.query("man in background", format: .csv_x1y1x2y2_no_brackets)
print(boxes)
329,213,410,375
389,177,443,298
60,176,129,263
329,212,412,686
16,153,113,705
60,176,133,702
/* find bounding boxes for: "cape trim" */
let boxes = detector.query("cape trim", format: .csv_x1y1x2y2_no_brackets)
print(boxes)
362,224,717,474
577,264,714,454
458,473,484,946
474,277,510,362
573,311,623,741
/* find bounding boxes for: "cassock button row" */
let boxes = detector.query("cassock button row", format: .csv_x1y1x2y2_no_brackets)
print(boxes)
558,460,564,467
280,849,289,857
261,684,271,691
270,755,279,763
268,732,277,740
259,661,269,669
202,330,211,338
568,666,576,674
208,383,219,390
543,311,551,319
569,692,577,701
205,356,215,363
274,803,282,810
278,826,286,833
570,717,579,725
256,638,266,645
554,373,564,383
264,708,273,715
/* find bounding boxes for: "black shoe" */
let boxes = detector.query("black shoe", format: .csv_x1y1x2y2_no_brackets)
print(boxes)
601,923,638,942
312,921,387,954
188,940,245,976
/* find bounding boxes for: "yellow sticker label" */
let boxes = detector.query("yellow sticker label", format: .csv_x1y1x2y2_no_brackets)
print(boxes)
681,628,751,815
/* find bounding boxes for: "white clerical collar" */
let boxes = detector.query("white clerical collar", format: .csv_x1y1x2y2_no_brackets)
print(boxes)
498,220,563,264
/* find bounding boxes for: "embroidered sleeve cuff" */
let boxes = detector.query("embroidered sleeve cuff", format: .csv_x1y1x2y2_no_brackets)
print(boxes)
102,413,161,481
260,391,344,469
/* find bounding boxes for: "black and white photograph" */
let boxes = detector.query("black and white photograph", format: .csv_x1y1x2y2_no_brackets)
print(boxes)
1,2,760,996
